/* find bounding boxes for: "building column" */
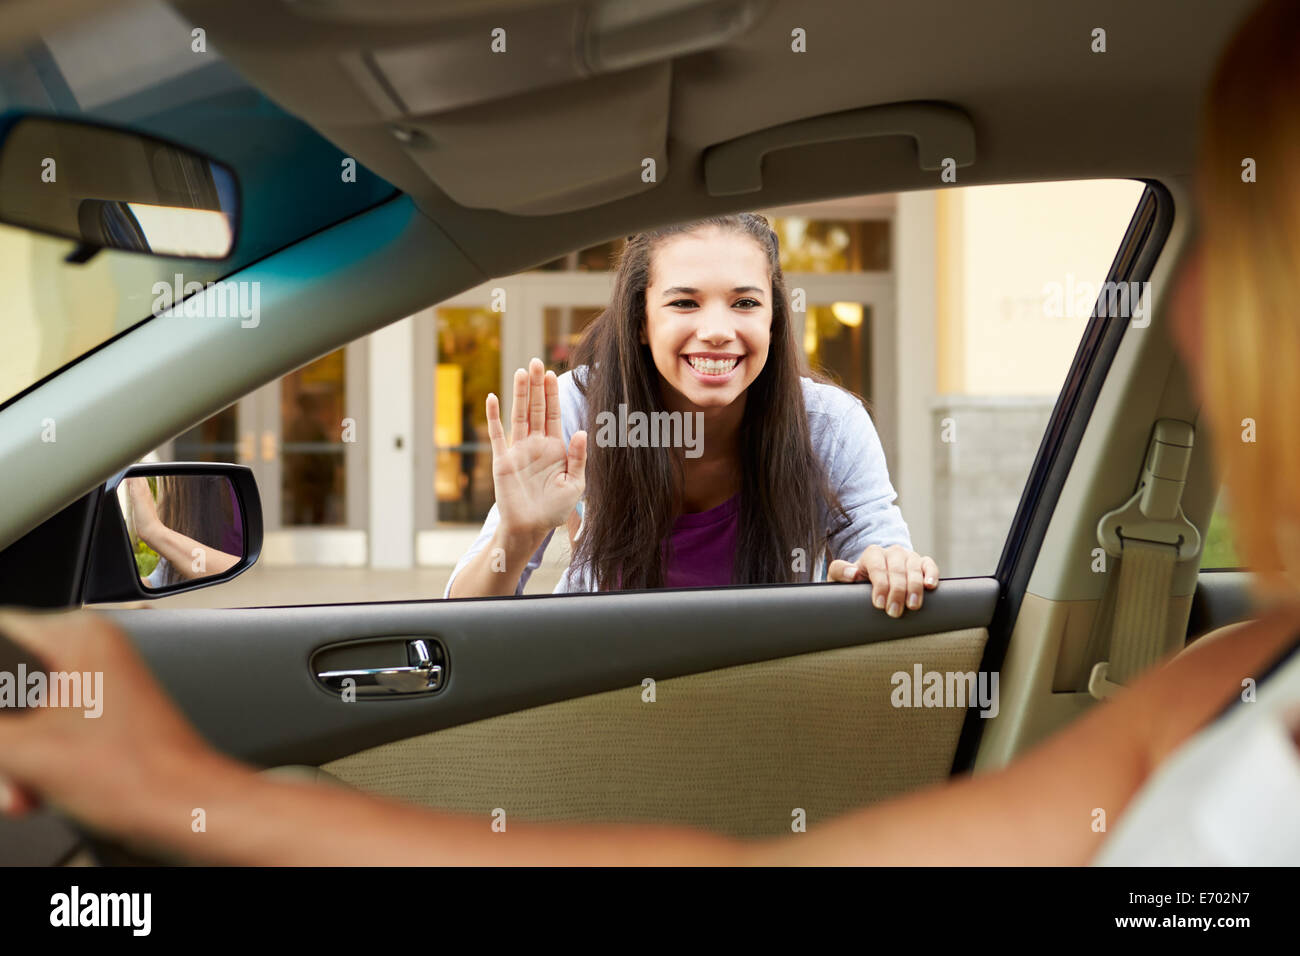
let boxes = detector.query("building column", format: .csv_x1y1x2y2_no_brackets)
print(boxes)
368,316,415,568
894,191,937,558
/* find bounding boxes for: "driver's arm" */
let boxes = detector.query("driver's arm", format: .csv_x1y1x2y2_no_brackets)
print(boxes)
0,605,1295,865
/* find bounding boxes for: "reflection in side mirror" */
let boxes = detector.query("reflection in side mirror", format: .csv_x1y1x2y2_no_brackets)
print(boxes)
0,115,239,260
117,474,244,591
82,463,262,604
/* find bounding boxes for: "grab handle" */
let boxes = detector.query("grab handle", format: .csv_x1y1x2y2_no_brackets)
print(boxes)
703,101,976,196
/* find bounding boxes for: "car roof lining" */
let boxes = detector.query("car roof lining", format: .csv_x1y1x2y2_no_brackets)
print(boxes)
157,0,1256,276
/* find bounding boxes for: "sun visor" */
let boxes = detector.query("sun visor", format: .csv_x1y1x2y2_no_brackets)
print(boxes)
359,62,671,216
325,0,769,214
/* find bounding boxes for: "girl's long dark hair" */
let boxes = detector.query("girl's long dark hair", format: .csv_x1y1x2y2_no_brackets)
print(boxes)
155,475,235,587
570,212,847,590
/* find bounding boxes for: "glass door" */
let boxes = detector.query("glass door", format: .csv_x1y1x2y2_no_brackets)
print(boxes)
261,345,367,563
413,287,507,566
519,272,614,373
789,272,896,464
432,304,501,525
277,350,349,528
165,343,367,564
170,403,245,464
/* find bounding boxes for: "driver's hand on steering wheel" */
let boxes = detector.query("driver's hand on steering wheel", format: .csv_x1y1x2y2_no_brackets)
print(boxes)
0,608,213,833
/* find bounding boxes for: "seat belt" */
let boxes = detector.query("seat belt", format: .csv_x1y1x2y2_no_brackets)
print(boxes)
1087,419,1201,699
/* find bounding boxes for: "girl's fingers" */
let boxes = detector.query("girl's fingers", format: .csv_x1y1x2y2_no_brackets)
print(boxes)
528,358,546,435
510,367,529,444
905,551,926,610
922,555,940,588
566,430,588,482
881,549,908,617
858,546,890,609
827,559,858,582
486,393,507,459
544,369,562,439
826,550,937,614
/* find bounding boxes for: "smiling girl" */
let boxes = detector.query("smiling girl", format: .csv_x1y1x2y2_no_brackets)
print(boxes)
447,213,938,613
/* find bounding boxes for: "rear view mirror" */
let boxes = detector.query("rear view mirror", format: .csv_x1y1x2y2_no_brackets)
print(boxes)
0,114,239,260
83,463,262,603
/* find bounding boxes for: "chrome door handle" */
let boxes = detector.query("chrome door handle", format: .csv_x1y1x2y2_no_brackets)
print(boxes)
316,639,443,697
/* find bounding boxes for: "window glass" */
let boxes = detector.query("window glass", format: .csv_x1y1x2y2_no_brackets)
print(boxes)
930,179,1145,575
535,239,625,272
772,219,890,272
544,306,604,373
139,180,1149,606
804,302,872,398
1200,488,1242,570
172,406,238,464
280,351,347,527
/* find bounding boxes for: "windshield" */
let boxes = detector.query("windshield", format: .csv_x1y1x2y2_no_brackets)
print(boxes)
0,0,398,408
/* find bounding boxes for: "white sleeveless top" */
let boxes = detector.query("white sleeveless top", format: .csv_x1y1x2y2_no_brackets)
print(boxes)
1092,634,1300,865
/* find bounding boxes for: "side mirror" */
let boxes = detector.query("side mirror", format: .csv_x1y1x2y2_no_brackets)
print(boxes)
0,114,240,261
82,463,262,603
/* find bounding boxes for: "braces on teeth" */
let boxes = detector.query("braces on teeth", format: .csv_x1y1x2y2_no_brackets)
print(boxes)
689,357,737,374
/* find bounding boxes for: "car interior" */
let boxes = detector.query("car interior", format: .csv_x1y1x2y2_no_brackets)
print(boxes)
0,0,1268,865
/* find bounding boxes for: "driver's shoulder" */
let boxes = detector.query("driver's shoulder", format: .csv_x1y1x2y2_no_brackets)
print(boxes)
1136,600,1300,767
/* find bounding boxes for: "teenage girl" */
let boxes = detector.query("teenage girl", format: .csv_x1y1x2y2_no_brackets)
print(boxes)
448,213,939,617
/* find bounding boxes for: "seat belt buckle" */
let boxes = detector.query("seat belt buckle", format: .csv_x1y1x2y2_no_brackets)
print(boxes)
1096,419,1201,561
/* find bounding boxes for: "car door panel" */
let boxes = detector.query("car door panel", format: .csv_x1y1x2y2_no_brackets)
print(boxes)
322,629,987,837
95,579,998,832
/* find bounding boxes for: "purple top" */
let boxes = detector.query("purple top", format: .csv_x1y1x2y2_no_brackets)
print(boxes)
221,480,244,556
663,494,740,588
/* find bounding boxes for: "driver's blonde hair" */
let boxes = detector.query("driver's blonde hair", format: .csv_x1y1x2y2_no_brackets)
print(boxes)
1198,0,1300,598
